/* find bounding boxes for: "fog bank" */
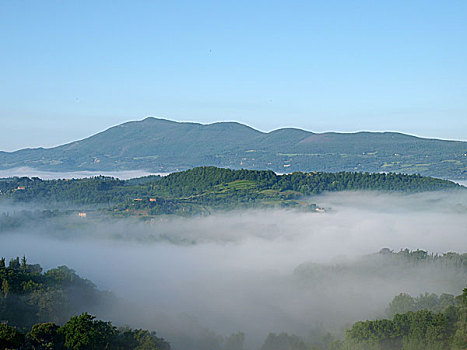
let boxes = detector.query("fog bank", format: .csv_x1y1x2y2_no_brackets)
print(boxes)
1,191,466,349
0,167,169,180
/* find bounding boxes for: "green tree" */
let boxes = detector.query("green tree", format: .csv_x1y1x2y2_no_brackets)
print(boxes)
0,323,24,349
8,257,20,269
1,279,9,298
58,313,116,350
453,288,467,349
386,293,416,317
27,322,64,349
21,255,27,271
261,332,307,350
133,329,170,350
223,332,245,350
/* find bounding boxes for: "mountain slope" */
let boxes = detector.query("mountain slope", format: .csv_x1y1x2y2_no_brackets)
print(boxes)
1,117,466,179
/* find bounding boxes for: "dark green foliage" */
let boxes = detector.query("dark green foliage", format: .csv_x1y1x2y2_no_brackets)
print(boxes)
0,259,169,349
0,323,24,349
387,293,457,318
0,118,466,179
0,167,461,218
0,257,107,330
346,310,453,350
153,167,460,198
0,176,128,207
59,313,117,350
341,288,467,350
452,289,467,349
127,328,171,350
0,314,170,350
254,293,467,350
27,322,64,349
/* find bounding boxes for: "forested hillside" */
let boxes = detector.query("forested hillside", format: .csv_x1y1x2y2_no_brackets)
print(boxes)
1,118,466,179
0,313,170,350
0,167,462,218
0,256,109,329
0,257,170,349
342,288,467,350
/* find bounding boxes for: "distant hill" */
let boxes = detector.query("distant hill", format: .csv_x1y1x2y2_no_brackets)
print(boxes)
0,167,462,219
1,117,466,179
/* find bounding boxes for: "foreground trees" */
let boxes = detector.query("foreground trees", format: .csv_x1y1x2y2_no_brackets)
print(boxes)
2,254,467,350
0,323,24,349
343,289,467,350
257,289,467,350
0,312,170,350
0,258,169,349
0,257,109,329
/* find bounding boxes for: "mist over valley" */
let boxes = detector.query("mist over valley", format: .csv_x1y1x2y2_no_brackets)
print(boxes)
3,1,467,347
1,182,466,349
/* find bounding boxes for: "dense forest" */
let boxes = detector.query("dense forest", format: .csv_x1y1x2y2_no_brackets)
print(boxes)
0,167,462,218
0,257,111,329
341,288,467,350
0,257,169,349
0,313,170,350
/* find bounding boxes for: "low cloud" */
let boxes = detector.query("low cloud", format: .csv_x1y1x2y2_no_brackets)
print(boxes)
0,190,466,349
0,167,168,180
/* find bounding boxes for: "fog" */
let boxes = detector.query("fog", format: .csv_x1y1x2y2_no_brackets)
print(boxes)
1,190,467,349
0,167,168,179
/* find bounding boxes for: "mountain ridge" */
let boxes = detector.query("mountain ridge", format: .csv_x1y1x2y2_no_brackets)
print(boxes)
1,117,466,179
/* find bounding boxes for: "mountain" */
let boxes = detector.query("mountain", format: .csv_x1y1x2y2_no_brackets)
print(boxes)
1,117,466,179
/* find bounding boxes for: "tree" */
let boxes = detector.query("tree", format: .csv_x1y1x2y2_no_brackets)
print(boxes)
27,322,64,349
261,332,307,350
8,257,20,269
223,332,245,350
0,323,24,349
132,329,170,350
386,293,416,317
21,255,27,272
58,313,116,350
1,279,9,298
453,288,467,349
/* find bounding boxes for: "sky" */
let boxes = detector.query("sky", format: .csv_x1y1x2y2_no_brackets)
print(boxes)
0,0,466,151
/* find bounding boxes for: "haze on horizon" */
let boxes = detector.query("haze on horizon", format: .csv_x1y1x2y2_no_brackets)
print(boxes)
1,1,467,151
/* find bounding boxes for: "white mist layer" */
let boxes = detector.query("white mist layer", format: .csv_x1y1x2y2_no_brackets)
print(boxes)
0,167,169,180
0,191,466,348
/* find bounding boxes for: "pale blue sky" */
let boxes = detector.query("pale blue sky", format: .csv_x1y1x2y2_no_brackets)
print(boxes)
1,0,466,151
